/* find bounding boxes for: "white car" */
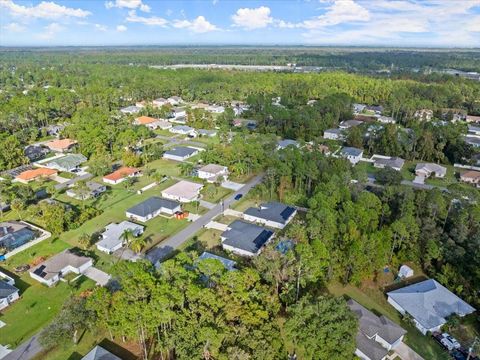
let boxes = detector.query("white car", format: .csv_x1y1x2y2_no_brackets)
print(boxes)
440,333,461,351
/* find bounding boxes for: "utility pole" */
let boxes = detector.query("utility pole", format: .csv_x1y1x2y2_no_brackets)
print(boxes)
467,336,479,360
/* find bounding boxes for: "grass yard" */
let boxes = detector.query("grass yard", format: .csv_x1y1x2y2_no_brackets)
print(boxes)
400,161,417,181
425,164,457,187
231,197,258,212
328,282,449,360
145,158,181,177
0,275,95,347
201,186,233,203
195,228,222,249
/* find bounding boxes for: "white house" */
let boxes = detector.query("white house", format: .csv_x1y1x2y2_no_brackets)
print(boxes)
372,155,405,171
152,98,168,107
169,125,197,137
103,167,142,185
0,271,20,310
29,249,93,287
125,197,181,222
97,221,145,254
340,147,364,165
243,202,297,230
170,107,186,119
163,147,199,162
167,96,183,106
323,128,344,140
339,120,363,129
198,164,229,183
206,105,225,113
415,163,447,179
398,265,414,279
161,180,203,203
387,279,475,335
221,220,275,257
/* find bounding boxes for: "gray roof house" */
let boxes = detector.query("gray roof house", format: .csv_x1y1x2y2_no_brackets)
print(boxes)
197,252,236,271
120,105,141,114
339,119,363,129
66,181,106,200
348,300,406,360
323,128,344,140
97,221,144,254
45,154,87,172
340,147,364,165
372,156,405,171
126,196,181,222
82,345,121,360
221,220,274,257
277,139,300,150
387,279,475,334
0,277,20,310
163,147,199,162
198,129,217,137
243,202,297,229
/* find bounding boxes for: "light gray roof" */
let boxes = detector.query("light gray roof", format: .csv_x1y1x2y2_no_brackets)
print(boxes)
120,105,141,113
82,345,121,360
47,154,87,170
324,128,343,134
222,220,274,254
198,252,236,271
341,147,363,157
198,129,217,136
415,163,447,176
164,147,198,158
340,119,363,128
468,125,480,133
278,139,299,149
348,299,406,344
172,125,194,132
30,249,92,281
0,279,19,299
373,156,405,169
244,202,296,225
126,197,180,217
355,332,388,360
98,221,144,251
387,279,475,330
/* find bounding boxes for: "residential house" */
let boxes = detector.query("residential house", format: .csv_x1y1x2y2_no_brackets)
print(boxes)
243,202,297,230
232,102,249,116
103,167,142,185
198,129,217,137
161,180,203,203
152,98,168,108
126,197,181,222
135,101,146,108
170,107,187,119
353,103,367,114
0,221,37,252
366,105,384,115
134,116,171,130
45,154,87,172
120,105,141,114
66,181,106,200
134,116,157,126
197,252,236,271
24,145,49,162
206,105,225,113
466,115,480,123
15,168,57,184
197,164,229,183
97,221,144,254
221,220,274,257
348,300,406,360
376,115,396,124
372,155,405,171
415,163,447,178
29,249,93,287
0,270,20,310
169,125,197,137
277,139,300,150
44,138,77,152
468,124,480,136
387,279,475,335
340,147,364,165
465,136,480,147
163,147,199,162
339,119,363,129
81,345,122,360
45,124,65,137
414,109,434,121
460,170,480,187
323,128,344,140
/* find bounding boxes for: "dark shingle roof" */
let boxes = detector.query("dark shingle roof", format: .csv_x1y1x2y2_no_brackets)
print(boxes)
126,197,180,217
164,147,197,158
0,280,19,299
244,202,296,225
341,147,363,157
222,220,273,254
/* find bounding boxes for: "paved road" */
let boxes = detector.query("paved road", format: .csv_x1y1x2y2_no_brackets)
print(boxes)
2,334,41,360
146,173,264,265
54,173,92,190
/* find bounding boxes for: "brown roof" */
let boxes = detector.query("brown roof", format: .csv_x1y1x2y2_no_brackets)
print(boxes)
135,116,157,125
103,167,140,181
45,138,77,150
16,168,57,181
461,170,480,180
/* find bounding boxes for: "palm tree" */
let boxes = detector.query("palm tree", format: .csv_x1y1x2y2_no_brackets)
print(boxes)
180,162,194,176
128,236,146,254
78,233,91,250
120,229,134,247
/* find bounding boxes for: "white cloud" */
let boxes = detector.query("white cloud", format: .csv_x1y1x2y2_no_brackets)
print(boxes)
302,0,370,29
166,9,173,16
116,24,127,32
231,6,273,29
38,22,64,39
95,24,108,32
0,0,91,19
105,0,150,12
173,16,218,33
126,10,168,26
3,22,26,32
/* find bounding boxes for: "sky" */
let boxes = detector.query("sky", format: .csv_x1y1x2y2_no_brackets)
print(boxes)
1,0,480,47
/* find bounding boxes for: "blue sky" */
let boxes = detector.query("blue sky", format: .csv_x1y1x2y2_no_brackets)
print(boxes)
1,0,479,47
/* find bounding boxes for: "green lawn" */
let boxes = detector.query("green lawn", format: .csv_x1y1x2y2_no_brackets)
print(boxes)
145,158,181,177
57,172,76,179
195,228,222,249
0,275,95,347
201,186,233,203
328,282,449,360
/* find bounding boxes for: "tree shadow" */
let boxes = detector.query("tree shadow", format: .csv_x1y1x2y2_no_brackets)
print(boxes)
98,338,137,360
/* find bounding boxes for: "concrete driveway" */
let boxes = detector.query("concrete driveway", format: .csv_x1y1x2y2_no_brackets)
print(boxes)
84,267,110,286
393,342,424,360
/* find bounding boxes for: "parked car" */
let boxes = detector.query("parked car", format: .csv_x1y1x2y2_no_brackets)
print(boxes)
451,349,467,360
440,333,461,351
234,194,243,200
